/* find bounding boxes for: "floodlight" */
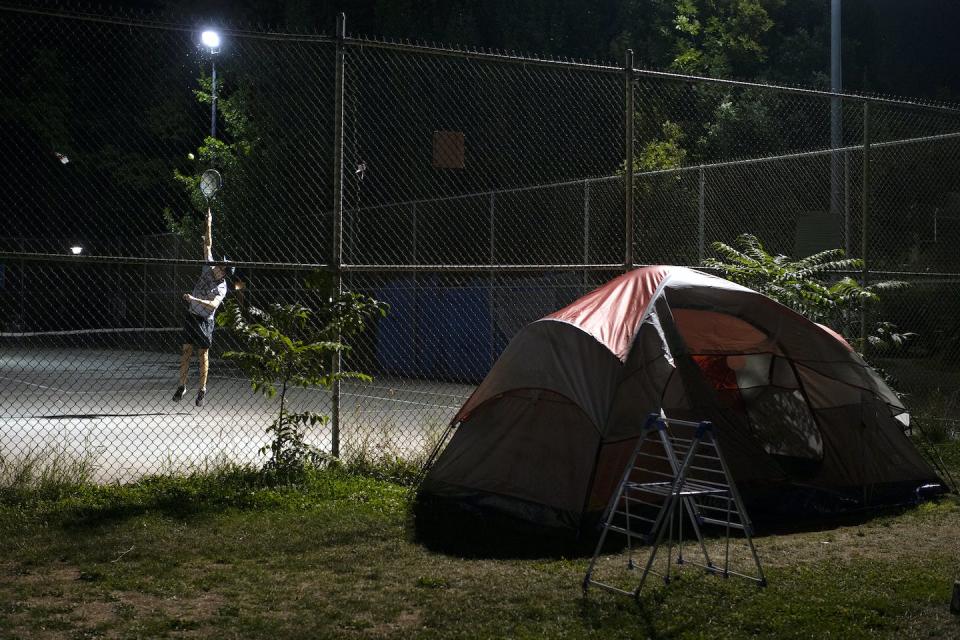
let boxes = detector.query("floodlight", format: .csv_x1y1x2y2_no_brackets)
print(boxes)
201,30,220,50
70,246,83,255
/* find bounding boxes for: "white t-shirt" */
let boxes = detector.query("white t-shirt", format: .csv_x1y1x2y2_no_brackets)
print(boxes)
189,265,227,319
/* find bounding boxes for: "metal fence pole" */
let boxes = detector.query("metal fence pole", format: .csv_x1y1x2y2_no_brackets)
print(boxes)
411,202,418,264
489,192,496,265
331,12,346,458
844,149,851,256
698,166,706,264
142,261,147,327
624,49,635,271
583,179,590,286
19,257,25,329
489,192,496,370
860,102,871,355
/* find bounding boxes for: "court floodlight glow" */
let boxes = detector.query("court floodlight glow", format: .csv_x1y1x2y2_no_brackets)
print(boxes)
70,246,83,255
201,30,220,51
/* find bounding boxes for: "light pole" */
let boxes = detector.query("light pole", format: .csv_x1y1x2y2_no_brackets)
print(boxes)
201,30,221,138
830,0,842,218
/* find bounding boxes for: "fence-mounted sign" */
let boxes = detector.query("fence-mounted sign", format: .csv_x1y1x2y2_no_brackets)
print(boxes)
432,130,465,169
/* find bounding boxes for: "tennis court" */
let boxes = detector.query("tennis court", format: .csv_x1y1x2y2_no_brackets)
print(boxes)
0,329,471,482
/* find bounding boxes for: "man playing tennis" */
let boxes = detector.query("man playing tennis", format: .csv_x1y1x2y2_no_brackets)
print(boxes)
173,208,231,407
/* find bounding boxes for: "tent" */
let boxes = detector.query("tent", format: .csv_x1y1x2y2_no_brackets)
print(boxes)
418,266,944,536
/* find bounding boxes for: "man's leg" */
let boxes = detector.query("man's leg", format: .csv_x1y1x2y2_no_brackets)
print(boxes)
196,347,209,406
173,343,193,401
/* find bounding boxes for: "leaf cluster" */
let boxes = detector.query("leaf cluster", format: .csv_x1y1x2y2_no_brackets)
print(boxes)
166,67,258,242
260,410,331,478
703,233,911,353
218,300,357,398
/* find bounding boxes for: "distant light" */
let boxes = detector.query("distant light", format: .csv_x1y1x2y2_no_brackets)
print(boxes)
201,30,221,50
55,151,69,164
70,246,83,255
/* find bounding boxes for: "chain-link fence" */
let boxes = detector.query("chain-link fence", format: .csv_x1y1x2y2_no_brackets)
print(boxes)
2,4,959,483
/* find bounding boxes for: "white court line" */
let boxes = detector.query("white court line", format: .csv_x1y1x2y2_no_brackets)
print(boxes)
0,375,68,393
338,392,464,410
0,374,238,395
354,383,474,400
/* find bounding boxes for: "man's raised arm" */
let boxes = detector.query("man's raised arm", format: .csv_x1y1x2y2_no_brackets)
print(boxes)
204,208,213,262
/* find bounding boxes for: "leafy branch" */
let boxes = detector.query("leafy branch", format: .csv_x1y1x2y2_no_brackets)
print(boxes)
703,233,912,354
217,274,388,478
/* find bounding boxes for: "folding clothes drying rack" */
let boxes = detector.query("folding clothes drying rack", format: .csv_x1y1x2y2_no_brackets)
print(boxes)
583,413,766,601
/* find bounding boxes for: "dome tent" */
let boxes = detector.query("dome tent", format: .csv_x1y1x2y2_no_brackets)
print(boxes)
418,266,944,537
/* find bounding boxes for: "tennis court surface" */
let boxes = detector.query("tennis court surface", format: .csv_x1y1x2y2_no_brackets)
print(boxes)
0,329,471,482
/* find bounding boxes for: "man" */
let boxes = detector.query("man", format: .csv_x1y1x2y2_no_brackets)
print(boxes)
173,208,231,407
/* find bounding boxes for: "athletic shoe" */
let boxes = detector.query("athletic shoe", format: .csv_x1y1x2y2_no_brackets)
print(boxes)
173,385,186,402
195,388,206,407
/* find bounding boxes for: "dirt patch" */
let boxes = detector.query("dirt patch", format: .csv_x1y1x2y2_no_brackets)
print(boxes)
12,565,83,585
71,599,117,628
367,609,425,636
2,563,227,639
110,589,226,619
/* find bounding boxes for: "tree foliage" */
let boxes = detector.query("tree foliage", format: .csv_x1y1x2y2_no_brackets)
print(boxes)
703,233,912,353
668,0,780,78
165,66,258,251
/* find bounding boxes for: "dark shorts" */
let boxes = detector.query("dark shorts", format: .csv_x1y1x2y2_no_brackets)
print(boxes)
183,310,215,349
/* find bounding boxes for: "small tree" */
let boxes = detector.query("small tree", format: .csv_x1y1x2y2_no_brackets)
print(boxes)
217,272,387,478
165,65,257,248
702,233,912,353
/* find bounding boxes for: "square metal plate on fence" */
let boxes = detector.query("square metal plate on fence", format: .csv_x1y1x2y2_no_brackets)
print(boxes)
433,130,465,169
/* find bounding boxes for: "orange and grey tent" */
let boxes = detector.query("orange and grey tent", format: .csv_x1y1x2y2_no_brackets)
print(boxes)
418,266,944,535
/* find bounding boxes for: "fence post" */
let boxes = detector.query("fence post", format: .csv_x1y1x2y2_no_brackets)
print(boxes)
698,166,706,264
489,192,496,370
844,149,851,256
860,102,871,356
624,49,635,271
489,192,496,265
583,179,591,286
411,202,418,265
331,12,346,459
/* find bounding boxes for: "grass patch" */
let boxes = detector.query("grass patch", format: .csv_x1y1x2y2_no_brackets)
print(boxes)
1,444,958,639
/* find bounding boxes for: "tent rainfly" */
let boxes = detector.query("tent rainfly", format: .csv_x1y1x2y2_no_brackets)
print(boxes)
418,266,944,535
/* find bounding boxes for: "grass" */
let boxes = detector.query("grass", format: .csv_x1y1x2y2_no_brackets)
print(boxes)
0,442,958,639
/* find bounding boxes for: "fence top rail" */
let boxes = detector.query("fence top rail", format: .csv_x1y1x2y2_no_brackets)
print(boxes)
342,264,625,273
631,67,960,116
629,129,960,178
0,251,332,271
4,252,960,281
344,34,622,75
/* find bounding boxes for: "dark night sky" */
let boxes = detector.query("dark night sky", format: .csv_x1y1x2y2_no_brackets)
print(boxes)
98,0,960,103
862,0,960,102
